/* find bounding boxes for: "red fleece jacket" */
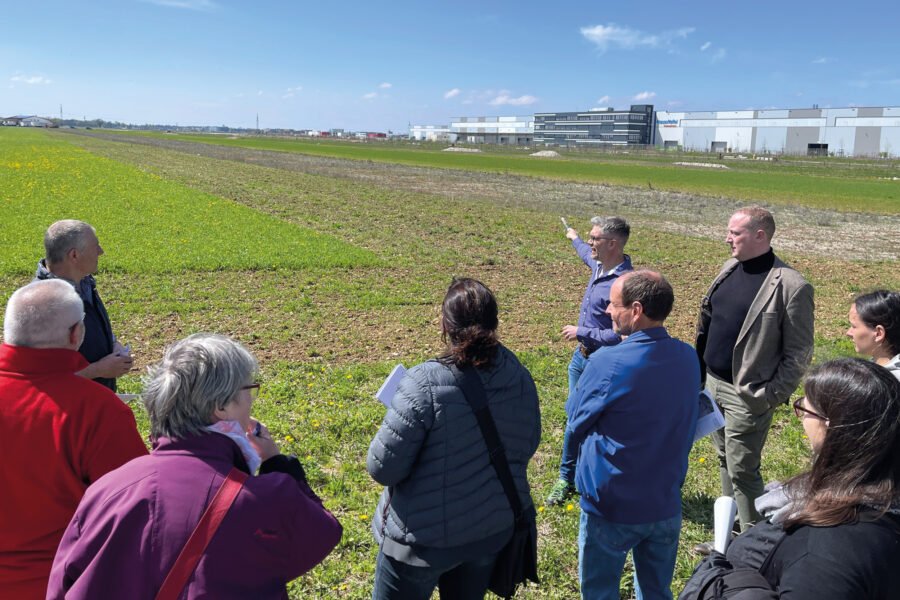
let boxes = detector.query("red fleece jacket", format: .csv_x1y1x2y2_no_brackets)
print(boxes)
0,343,147,599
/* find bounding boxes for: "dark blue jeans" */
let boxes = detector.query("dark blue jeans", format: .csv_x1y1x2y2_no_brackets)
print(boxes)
578,511,682,600
372,549,497,600
560,347,588,483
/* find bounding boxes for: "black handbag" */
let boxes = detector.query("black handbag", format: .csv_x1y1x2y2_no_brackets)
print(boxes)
451,364,539,599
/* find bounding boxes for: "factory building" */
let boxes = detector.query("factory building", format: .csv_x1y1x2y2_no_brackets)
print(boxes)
654,106,900,157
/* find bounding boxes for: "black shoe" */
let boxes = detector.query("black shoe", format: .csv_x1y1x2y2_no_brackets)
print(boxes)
693,541,715,556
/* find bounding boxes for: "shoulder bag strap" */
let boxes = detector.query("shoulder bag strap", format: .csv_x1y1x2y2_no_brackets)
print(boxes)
450,363,525,523
155,467,249,600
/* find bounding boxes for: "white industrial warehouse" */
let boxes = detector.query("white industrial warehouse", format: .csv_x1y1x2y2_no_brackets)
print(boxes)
654,106,900,157
412,105,900,157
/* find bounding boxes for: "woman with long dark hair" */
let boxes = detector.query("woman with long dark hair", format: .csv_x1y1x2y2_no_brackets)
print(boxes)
367,278,541,599
847,290,900,380
722,358,900,598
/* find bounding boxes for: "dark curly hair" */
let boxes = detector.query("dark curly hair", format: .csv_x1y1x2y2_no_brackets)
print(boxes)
782,358,900,529
439,278,499,369
854,290,900,356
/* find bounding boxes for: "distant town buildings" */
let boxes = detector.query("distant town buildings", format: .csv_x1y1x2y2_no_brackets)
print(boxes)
1,115,56,127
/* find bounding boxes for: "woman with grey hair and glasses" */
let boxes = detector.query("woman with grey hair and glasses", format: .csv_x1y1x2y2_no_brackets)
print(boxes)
48,333,342,600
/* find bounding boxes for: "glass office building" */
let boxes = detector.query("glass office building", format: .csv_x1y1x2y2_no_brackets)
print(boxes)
534,105,654,146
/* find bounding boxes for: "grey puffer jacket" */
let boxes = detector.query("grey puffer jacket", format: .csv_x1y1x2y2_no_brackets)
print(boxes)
368,345,541,549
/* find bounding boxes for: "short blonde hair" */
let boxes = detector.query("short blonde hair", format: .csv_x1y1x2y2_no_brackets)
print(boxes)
734,206,775,240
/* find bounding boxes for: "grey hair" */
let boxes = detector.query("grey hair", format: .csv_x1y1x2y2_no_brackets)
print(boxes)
3,280,84,348
589,216,630,244
44,220,95,266
142,333,258,440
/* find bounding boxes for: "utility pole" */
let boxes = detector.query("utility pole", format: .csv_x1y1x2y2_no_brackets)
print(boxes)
256,113,259,132
60,104,63,120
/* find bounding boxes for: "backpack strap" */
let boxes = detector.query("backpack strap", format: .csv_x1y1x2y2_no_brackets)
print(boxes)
450,363,525,523
155,467,248,600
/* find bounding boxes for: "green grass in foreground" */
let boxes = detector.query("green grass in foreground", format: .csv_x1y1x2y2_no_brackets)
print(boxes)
4,129,898,599
0,128,377,275
106,130,900,214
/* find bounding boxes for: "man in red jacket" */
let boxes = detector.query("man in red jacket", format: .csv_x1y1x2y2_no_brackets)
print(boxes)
0,279,148,599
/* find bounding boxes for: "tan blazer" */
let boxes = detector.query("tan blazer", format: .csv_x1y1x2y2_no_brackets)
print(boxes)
696,255,815,415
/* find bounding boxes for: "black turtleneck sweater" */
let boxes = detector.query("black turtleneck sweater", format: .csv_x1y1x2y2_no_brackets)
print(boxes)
704,249,775,383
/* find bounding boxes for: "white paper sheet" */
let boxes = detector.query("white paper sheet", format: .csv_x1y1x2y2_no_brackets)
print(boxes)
694,389,725,442
375,364,406,409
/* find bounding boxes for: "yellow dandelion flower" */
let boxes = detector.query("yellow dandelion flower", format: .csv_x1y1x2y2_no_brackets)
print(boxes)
284,435,294,443
698,457,706,464
566,503,574,511
538,506,545,513
359,514,369,520
346,374,352,379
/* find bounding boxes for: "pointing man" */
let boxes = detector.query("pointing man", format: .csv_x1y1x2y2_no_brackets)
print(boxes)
547,216,633,506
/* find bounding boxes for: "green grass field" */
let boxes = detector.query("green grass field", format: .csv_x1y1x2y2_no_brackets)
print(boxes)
2,127,898,599
102,129,900,214
0,130,377,275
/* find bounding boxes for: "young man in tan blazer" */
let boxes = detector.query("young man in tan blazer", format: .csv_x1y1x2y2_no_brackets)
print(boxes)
695,206,814,537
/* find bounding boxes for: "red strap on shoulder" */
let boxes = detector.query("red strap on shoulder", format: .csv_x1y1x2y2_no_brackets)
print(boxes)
155,467,248,600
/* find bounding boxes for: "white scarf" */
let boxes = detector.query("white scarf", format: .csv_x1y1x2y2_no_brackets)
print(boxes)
205,420,261,474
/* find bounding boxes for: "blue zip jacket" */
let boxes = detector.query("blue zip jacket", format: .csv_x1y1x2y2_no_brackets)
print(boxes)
567,327,700,524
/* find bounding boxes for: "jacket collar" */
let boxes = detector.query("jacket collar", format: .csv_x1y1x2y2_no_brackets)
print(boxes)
152,431,252,474
35,259,96,305
0,343,89,376
620,326,670,344
596,254,633,279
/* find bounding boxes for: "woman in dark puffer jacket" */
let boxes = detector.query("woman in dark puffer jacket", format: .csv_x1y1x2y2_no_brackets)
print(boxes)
367,278,541,600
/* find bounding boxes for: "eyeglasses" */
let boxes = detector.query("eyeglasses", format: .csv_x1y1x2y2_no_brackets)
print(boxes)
589,236,616,243
793,397,826,421
241,383,260,399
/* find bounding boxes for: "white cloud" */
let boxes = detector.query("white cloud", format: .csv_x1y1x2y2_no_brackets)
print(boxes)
667,100,684,107
378,82,392,89
711,48,727,63
580,23,695,52
633,91,656,101
282,86,303,99
10,74,51,85
362,92,378,100
596,95,610,105
489,94,538,106
444,88,461,99
700,41,711,51
140,0,217,9
811,57,828,64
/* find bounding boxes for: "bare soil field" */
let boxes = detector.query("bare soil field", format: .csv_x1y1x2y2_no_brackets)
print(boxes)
64,130,900,261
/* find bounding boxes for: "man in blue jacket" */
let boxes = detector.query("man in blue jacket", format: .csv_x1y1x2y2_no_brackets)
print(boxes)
547,216,633,506
568,271,700,600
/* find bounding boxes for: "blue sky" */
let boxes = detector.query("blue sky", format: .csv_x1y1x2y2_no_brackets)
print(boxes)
3,0,899,131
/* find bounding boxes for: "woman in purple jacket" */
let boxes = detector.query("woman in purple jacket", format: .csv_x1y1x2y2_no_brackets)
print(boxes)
47,333,342,599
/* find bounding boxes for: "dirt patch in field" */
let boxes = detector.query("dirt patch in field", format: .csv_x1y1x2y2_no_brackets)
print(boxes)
61,130,900,261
